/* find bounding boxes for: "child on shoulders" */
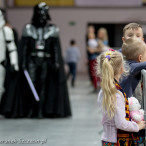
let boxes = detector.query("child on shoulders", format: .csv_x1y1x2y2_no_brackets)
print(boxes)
120,38,146,104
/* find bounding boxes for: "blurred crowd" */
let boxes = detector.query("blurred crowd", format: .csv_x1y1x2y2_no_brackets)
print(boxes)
86,25,111,92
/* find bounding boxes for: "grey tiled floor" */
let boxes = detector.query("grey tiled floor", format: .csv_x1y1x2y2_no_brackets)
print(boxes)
0,75,103,146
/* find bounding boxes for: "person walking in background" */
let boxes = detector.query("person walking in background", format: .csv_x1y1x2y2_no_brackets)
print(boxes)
65,39,80,87
97,50,145,145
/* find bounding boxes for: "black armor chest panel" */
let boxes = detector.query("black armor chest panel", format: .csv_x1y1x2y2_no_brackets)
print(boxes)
22,24,60,61
26,36,53,52
22,24,59,53
22,24,59,40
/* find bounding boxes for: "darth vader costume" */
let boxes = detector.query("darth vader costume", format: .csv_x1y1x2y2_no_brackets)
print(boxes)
19,2,71,118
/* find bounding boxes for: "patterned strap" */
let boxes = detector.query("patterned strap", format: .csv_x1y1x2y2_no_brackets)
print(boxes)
114,79,130,121
114,79,133,145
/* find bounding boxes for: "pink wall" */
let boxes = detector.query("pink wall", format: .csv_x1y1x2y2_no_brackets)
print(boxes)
75,0,142,7
7,7,146,73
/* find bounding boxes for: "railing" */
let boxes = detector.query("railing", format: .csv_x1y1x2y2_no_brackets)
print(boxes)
141,69,146,143
141,69,146,114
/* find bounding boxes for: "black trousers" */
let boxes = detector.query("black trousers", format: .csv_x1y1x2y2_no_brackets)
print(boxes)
28,57,48,116
67,62,77,86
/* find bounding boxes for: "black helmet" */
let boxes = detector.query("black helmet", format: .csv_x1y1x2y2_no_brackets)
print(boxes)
32,2,51,27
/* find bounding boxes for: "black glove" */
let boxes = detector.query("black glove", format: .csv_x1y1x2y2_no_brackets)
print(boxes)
10,64,18,76
10,65,15,73
53,63,59,71
22,62,27,70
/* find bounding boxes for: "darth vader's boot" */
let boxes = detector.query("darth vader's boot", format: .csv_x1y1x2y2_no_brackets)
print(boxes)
0,91,4,102
38,96,45,119
37,109,43,119
31,102,39,118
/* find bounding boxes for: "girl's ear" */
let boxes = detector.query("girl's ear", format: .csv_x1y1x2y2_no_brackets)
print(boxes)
138,54,142,62
120,64,124,74
122,37,125,43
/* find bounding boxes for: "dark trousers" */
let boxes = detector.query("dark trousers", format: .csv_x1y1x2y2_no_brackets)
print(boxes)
28,57,48,117
67,62,77,87
89,59,101,89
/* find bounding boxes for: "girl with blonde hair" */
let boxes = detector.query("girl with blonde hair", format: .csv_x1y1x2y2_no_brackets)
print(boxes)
97,27,109,46
97,50,145,145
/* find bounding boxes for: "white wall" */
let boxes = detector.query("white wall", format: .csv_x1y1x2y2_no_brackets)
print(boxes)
7,7,146,73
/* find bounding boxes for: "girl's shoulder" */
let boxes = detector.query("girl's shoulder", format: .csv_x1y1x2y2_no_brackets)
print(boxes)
116,90,124,98
116,90,125,103
97,89,124,104
98,89,124,98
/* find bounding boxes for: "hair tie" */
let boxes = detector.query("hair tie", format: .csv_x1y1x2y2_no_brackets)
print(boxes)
105,51,112,61
109,49,115,52
106,55,111,60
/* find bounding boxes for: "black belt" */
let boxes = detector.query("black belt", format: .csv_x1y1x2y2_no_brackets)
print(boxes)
31,52,51,58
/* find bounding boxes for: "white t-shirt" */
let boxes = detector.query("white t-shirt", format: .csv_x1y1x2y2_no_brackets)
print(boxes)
88,39,98,49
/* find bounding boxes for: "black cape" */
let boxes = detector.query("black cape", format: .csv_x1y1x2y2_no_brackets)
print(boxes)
44,36,72,117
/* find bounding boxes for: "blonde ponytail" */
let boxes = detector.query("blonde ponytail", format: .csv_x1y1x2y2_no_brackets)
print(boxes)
101,58,117,119
98,50,123,119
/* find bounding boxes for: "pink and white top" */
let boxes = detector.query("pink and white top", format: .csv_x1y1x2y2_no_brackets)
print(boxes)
97,90,139,143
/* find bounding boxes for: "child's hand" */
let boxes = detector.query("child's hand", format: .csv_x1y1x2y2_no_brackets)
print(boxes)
139,109,144,115
137,121,146,130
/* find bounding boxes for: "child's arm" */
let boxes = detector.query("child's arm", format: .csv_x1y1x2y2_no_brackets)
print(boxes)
114,93,139,132
131,62,146,76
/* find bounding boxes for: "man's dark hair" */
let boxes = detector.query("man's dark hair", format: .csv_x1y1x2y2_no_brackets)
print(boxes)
70,39,76,45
